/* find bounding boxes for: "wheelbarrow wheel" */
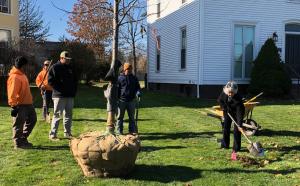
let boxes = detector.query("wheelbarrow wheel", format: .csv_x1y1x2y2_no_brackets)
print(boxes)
242,119,259,136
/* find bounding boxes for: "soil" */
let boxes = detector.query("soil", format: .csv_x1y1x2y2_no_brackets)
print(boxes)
237,156,266,167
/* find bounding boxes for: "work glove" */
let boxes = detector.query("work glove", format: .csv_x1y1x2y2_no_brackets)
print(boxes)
136,91,141,98
11,106,19,117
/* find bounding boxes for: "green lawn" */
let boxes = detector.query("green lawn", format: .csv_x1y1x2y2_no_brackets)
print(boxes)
0,85,299,186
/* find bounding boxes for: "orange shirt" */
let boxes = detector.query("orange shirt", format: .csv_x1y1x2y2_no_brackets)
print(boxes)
35,68,52,91
7,67,33,106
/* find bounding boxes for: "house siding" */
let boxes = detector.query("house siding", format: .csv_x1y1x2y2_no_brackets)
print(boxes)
203,0,300,85
147,0,300,97
147,0,200,85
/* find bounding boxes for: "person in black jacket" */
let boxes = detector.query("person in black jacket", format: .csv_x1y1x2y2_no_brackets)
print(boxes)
48,51,77,140
218,81,245,159
116,63,141,134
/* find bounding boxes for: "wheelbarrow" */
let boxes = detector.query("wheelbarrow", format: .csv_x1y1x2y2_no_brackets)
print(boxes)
203,93,263,136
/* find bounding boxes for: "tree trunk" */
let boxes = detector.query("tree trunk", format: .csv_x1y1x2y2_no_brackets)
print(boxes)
106,0,120,133
133,40,137,75
111,0,119,67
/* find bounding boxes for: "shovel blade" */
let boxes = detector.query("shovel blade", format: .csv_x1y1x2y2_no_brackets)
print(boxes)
247,142,264,157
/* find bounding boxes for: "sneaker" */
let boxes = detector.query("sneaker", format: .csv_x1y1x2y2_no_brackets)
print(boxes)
49,135,59,141
64,133,73,139
231,151,237,161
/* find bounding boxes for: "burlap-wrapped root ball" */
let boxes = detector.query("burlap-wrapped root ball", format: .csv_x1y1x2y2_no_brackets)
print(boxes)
70,132,141,177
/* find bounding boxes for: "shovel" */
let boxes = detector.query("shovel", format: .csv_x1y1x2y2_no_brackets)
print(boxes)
135,96,140,133
228,113,264,157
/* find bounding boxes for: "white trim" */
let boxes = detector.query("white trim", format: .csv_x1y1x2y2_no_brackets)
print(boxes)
197,0,205,98
147,24,150,89
286,31,300,35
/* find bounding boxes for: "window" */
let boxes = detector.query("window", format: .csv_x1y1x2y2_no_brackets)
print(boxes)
157,3,160,18
156,36,161,71
234,25,255,79
0,29,11,48
285,23,300,32
180,27,187,69
285,23,300,76
0,0,11,14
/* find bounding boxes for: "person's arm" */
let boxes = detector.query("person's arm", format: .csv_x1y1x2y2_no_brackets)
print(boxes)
217,92,227,112
47,66,55,87
35,71,43,87
7,77,21,107
235,95,245,126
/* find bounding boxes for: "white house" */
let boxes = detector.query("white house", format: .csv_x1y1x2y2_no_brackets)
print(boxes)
147,0,300,98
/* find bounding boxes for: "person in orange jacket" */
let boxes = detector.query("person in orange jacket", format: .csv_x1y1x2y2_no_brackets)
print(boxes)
7,56,37,149
36,60,52,123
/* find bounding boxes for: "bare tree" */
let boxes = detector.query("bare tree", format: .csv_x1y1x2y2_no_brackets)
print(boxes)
19,0,50,41
67,0,113,61
120,1,147,75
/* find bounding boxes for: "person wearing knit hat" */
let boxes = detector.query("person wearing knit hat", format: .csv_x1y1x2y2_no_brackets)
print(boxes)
35,60,53,123
115,62,141,134
218,81,245,160
7,56,37,149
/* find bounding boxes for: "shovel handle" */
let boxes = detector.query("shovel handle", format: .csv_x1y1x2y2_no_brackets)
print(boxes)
228,113,252,144
244,92,263,104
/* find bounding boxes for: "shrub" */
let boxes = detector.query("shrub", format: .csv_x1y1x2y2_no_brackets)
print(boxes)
248,38,291,97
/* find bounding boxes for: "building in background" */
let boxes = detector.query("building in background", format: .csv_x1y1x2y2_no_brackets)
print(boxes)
0,0,19,47
147,0,300,98
0,0,19,102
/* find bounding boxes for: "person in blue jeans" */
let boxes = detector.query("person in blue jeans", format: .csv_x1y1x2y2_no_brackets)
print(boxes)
116,63,141,134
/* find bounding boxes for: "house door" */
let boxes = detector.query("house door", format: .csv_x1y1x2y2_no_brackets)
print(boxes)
285,23,300,78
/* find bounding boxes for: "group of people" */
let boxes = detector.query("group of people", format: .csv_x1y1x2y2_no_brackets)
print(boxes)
7,51,76,148
6,51,141,149
7,51,244,161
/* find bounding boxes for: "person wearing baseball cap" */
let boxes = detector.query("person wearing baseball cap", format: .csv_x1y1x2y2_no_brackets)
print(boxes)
60,51,72,60
35,60,53,123
48,51,77,140
7,56,37,149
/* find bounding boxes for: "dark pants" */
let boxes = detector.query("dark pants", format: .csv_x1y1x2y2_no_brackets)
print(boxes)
42,90,52,119
12,105,37,146
222,112,241,152
116,100,136,134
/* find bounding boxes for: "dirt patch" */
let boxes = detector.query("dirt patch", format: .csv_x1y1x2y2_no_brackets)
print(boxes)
237,156,268,168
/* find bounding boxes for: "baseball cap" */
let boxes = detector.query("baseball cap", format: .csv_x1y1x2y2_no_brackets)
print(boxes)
60,51,72,59
44,60,51,65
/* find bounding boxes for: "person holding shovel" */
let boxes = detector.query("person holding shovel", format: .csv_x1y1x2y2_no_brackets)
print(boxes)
116,63,141,134
35,60,52,123
218,81,245,160
7,56,37,149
